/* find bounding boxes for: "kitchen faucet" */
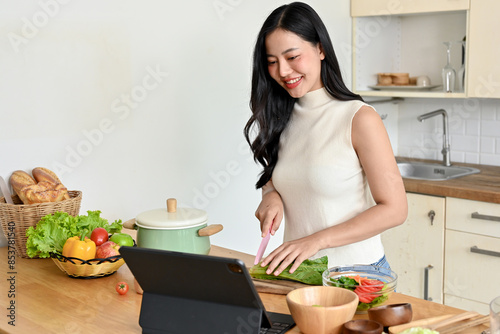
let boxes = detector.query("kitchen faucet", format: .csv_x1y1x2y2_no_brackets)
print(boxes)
417,109,451,166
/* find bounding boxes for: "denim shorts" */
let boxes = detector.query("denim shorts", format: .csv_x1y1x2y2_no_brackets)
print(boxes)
370,254,392,271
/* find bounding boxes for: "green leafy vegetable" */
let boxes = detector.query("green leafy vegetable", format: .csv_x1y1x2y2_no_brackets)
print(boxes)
249,256,328,285
26,210,122,258
328,276,357,290
355,293,389,311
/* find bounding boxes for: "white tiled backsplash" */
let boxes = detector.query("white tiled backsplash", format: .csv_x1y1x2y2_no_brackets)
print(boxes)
381,98,500,166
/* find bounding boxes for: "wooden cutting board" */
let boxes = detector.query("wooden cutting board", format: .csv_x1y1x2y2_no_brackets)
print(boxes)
251,278,310,295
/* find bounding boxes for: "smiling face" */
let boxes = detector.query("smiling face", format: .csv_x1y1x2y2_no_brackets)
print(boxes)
265,28,325,98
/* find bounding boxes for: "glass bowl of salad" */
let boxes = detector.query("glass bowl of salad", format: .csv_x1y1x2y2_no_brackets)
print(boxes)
322,265,398,314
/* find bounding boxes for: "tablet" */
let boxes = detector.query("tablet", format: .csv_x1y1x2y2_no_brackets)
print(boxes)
119,246,295,334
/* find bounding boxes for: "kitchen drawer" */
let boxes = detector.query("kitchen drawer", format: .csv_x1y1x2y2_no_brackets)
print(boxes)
444,230,500,305
446,197,500,238
444,294,489,315
351,0,469,17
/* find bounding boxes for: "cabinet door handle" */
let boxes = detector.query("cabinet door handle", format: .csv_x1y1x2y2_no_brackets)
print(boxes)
470,246,500,258
471,212,500,222
428,210,435,225
424,265,433,301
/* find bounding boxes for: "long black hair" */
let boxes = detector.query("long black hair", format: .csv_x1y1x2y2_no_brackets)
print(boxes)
244,2,363,189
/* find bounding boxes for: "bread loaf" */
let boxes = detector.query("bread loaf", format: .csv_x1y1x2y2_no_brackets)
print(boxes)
22,181,69,204
10,170,37,204
32,167,70,201
9,168,70,204
32,167,63,184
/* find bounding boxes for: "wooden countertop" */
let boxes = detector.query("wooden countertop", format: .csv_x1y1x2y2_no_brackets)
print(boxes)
0,245,490,333
397,157,500,204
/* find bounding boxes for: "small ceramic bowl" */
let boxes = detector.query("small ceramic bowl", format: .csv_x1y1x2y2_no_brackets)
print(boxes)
417,75,431,87
367,303,413,327
343,319,383,334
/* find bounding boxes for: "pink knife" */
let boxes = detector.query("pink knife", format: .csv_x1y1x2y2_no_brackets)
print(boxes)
254,222,273,265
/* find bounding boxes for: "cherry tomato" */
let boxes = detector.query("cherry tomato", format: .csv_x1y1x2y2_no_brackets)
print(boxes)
116,281,129,295
90,227,109,246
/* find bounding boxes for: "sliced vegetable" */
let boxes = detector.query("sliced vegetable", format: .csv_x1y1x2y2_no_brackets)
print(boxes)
329,275,389,311
354,278,384,303
249,256,328,285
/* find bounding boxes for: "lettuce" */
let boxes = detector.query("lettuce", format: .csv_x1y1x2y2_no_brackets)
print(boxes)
249,256,328,285
25,210,122,258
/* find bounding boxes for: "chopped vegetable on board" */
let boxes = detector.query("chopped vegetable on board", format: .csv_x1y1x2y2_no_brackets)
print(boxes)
249,256,328,285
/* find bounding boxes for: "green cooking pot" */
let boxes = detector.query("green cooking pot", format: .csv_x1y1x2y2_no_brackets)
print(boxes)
123,198,223,255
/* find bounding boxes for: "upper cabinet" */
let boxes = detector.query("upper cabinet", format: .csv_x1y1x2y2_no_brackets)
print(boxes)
350,0,500,98
467,1,500,98
351,0,469,16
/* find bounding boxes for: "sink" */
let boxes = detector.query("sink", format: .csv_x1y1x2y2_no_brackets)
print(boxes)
397,162,480,181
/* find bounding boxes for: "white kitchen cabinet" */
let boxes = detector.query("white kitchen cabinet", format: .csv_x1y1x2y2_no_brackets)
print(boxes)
467,0,500,98
350,0,500,98
382,193,445,303
383,193,500,312
351,0,469,16
444,198,500,314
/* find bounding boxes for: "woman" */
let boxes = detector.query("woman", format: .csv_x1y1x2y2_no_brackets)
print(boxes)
244,2,407,276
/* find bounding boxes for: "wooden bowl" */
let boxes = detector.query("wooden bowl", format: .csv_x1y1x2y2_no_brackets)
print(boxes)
286,286,359,334
390,73,410,85
377,73,392,85
343,319,383,334
367,303,413,327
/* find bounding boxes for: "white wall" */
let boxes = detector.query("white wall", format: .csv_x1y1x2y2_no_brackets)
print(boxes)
0,0,353,254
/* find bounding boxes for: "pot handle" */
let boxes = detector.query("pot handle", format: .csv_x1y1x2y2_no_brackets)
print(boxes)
123,218,137,230
198,224,223,237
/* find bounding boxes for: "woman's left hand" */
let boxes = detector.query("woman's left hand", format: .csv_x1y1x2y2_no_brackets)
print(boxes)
260,235,322,276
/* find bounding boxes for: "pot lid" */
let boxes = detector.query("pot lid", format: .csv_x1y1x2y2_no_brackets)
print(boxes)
135,198,208,229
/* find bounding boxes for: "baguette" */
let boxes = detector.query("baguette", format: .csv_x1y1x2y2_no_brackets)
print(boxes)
10,170,37,204
32,167,62,184
22,181,69,204
9,168,70,204
32,167,70,201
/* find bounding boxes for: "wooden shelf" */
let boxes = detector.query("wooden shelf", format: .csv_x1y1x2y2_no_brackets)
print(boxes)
356,90,466,98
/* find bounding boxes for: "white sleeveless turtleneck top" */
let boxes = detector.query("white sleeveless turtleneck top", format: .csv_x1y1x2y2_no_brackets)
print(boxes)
272,87,384,266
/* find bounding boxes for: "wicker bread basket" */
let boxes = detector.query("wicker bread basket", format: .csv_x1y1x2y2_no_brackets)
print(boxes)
51,253,125,278
0,190,82,258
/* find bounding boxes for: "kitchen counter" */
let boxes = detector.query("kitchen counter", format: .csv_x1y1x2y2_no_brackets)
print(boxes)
0,245,491,333
397,157,500,204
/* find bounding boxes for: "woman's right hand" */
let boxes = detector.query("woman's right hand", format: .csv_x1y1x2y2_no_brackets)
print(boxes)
255,188,283,237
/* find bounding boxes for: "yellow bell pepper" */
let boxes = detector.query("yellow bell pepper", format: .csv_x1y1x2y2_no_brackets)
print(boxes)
62,234,96,261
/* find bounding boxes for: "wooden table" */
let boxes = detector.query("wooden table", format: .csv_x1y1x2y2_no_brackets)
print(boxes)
0,245,490,333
